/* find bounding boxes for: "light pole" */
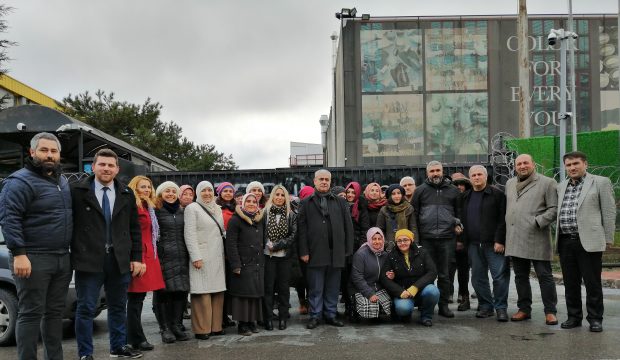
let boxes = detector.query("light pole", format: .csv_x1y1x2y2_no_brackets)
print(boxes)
548,28,578,180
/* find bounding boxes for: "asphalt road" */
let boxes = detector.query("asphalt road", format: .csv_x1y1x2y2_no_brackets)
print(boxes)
2,273,620,360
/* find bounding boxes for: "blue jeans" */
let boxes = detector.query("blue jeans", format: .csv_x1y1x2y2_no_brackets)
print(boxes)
469,243,510,311
75,252,130,357
393,284,440,321
11,253,72,360
306,265,341,320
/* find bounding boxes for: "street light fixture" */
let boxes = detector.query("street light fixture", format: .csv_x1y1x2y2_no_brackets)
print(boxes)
335,7,357,19
548,28,578,180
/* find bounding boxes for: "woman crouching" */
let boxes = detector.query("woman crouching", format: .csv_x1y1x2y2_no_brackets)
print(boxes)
380,229,439,326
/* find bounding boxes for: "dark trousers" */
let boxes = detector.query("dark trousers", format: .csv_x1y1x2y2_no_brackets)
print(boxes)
559,234,604,322
306,265,341,320
126,292,147,346
420,238,454,307
449,247,470,297
511,256,557,314
263,256,291,321
75,252,131,357
11,253,71,360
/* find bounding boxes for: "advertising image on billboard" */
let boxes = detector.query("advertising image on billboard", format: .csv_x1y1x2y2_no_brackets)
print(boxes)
361,24,424,93
362,94,424,157
425,25,488,91
426,93,488,155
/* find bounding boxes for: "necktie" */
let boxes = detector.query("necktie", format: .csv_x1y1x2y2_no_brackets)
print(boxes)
102,187,112,250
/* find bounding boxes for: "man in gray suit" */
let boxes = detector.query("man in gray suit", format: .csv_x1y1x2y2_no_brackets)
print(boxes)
556,151,616,332
505,154,558,325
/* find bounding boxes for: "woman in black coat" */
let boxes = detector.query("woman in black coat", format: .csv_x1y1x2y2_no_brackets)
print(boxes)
225,193,265,336
363,182,386,227
376,184,418,252
262,185,297,331
380,229,439,326
153,181,190,343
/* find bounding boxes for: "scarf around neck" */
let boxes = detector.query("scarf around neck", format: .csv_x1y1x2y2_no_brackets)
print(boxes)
387,201,410,232
267,205,288,242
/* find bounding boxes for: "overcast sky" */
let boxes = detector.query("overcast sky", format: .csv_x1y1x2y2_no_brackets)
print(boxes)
3,0,618,169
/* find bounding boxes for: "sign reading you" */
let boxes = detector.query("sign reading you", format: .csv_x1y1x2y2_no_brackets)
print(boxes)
506,35,578,127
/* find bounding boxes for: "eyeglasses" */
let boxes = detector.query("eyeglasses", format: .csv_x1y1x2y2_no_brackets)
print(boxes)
395,239,411,244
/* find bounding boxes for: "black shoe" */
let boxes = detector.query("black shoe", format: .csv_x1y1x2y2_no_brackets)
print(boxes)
560,318,582,329
325,317,344,327
476,309,495,318
279,320,287,330
457,299,471,311
264,320,274,331
132,342,154,351
249,322,259,333
589,320,603,332
438,306,454,318
209,330,226,336
307,318,320,329
223,316,236,328
80,356,94,360
171,326,190,341
194,333,210,340
238,324,252,336
110,345,143,358
496,309,508,322
419,319,433,327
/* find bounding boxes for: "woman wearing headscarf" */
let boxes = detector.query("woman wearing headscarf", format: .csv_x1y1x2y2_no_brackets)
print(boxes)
380,229,439,326
184,181,227,340
246,181,267,208
449,173,473,310
216,182,236,229
262,185,297,331
350,228,392,321
126,176,165,351
364,182,387,227
376,184,418,252
153,181,190,344
291,185,314,315
225,193,265,336
179,185,195,208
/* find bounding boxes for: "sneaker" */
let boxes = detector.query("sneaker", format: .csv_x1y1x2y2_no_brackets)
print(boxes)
110,345,143,358
80,356,94,360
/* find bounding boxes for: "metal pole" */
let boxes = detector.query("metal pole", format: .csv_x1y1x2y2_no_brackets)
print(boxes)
559,32,567,180
568,0,577,150
517,0,530,138
618,0,620,124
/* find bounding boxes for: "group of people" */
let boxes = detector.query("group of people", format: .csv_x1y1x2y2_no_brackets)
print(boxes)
0,132,616,360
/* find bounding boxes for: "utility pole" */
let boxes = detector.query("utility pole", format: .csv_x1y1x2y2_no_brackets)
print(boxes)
517,0,530,138
568,0,577,150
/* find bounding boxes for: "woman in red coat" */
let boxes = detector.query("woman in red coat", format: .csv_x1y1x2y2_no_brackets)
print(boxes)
127,176,166,351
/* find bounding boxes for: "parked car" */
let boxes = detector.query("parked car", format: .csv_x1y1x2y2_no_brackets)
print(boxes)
0,227,106,346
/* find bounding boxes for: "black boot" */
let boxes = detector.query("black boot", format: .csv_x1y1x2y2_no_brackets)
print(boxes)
171,300,190,341
153,303,176,344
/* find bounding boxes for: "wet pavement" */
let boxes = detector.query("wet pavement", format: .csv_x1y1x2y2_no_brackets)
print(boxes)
2,272,620,360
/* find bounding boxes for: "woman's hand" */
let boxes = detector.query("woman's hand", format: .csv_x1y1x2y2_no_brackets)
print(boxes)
400,291,411,299
369,294,379,303
193,260,203,269
386,270,395,280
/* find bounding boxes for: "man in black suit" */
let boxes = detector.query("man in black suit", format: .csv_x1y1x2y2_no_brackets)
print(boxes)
71,149,145,360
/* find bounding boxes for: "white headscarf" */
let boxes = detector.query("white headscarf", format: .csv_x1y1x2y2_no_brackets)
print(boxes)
196,181,220,214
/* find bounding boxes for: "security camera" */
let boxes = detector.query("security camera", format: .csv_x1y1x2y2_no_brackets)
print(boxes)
16,122,26,131
548,31,558,46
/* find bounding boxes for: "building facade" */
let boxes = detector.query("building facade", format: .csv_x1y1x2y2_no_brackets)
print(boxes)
325,14,620,166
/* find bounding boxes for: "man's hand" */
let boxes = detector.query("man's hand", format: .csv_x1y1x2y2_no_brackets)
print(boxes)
300,255,309,263
455,225,463,235
193,260,203,269
369,294,379,303
494,243,505,254
13,255,31,278
233,268,241,275
130,261,146,277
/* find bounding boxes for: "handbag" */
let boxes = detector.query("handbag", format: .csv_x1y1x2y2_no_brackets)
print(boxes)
197,204,226,241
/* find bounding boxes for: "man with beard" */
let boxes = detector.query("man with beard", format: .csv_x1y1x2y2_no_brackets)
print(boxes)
0,132,73,360
505,154,558,325
412,161,462,318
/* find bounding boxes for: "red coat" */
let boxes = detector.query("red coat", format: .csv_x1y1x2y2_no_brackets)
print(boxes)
222,207,234,230
128,206,165,293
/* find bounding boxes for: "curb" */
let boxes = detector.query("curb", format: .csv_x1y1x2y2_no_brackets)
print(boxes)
550,273,620,289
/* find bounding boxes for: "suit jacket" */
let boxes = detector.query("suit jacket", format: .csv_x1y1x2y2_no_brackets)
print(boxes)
555,173,616,252
71,175,142,274
505,172,558,261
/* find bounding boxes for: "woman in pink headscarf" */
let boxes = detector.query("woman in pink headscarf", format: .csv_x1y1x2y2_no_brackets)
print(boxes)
363,182,386,228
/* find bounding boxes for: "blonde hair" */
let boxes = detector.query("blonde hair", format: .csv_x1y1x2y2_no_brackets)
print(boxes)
128,175,156,209
264,184,291,216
